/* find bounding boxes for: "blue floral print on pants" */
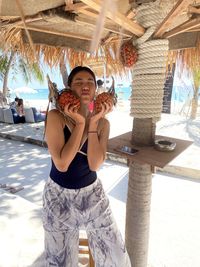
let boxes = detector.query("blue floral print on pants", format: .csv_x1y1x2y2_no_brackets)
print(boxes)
42,178,131,267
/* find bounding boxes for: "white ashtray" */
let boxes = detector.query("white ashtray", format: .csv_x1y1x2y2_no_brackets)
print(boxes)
154,139,176,152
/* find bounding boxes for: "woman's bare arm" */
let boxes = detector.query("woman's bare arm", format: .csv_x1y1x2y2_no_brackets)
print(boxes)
45,109,85,172
87,118,110,171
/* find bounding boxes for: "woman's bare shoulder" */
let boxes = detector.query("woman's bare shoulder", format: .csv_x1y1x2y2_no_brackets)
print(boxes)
47,109,65,124
48,109,60,115
48,109,62,118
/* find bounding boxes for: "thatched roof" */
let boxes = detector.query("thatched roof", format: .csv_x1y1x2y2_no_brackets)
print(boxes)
1,0,200,75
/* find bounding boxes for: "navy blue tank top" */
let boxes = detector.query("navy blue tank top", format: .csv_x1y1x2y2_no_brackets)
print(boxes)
50,125,97,189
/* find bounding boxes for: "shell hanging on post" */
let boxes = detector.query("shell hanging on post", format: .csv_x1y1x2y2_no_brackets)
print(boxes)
94,76,117,113
108,76,118,106
46,74,59,103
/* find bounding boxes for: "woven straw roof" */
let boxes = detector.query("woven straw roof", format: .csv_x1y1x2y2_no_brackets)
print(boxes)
1,0,200,75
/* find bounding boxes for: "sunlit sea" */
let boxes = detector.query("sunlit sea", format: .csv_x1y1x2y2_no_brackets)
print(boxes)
10,87,132,103
9,85,194,104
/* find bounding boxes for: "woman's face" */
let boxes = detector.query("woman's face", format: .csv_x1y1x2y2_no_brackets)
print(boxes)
70,70,96,105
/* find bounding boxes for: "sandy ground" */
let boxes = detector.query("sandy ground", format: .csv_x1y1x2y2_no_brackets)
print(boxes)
0,99,200,266
0,137,200,267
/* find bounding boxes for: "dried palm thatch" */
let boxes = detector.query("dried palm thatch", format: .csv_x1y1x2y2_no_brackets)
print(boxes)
167,40,200,74
0,0,141,77
2,0,199,78
1,25,130,77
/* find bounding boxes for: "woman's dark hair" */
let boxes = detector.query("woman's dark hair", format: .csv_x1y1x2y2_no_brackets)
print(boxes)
97,79,104,87
68,66,96,87
18,98,23,105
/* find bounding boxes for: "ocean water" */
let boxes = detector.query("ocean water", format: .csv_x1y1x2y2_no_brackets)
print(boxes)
10,88,50,102
10,87,132,102
9,86,193,104
172,85,193,102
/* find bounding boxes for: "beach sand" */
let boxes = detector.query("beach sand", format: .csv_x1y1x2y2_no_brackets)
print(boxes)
23,97,196,116
24,99,49,112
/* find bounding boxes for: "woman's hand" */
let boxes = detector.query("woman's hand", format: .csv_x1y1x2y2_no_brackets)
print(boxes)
64,103,85,125
89,102,112,128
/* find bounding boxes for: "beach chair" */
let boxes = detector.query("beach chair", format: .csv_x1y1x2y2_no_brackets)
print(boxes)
24,107,46,123
0,107,5,122
3,108,22,124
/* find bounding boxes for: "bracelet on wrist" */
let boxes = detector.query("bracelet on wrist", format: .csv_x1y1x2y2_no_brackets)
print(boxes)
88,131,98,133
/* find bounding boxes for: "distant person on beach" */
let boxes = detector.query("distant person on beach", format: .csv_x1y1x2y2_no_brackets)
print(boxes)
16,98,25,123
43,66,131,266
9,97,19,109
16,98,24,116
97,79,105,94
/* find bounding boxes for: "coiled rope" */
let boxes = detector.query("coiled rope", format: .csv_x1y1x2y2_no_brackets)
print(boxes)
130,0,172,121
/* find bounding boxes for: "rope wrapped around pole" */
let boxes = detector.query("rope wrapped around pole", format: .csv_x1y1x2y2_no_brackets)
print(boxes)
126,2,174,266
130,38,169,121
130,0,171,122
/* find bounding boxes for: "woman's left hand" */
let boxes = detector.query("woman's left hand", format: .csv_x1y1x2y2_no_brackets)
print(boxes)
89,102,113,124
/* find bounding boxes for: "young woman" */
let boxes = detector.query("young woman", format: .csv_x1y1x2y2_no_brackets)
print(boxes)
16,98,25,123
43,66,131,267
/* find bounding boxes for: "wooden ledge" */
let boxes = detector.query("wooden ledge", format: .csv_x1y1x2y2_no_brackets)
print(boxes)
107,132,193,168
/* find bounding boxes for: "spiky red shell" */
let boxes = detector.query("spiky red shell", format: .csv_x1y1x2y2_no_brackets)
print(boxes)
120,41,138,68
94,92,115,113
57,90,80,110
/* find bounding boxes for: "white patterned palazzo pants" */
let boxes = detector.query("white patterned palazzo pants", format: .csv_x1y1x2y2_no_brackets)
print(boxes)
42,178,131,267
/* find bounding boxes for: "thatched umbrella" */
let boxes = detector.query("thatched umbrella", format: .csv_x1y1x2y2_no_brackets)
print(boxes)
168,45,200,119
1,1,200,266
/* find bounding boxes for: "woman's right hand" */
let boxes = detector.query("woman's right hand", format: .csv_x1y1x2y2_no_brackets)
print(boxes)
90,102,112,122
63,103,85,125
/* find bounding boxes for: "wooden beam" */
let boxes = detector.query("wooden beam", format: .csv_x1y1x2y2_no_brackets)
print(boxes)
64,3,88,12
78,8,99,19
101,33,115,44
65,0,73,5
22,29,91,51
2,16,44,27
187,27,200,32
2,8,76,28
80,0,145,36
126,9,136,19
163,17,200,38
154,0,193,38
16,25,92,41
168,31,199,50
188,5,200,15
76,16,132,37
102,34,128,44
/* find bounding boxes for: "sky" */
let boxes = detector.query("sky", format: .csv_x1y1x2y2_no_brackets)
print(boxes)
0,59,195,96
0,63,131,91
0,64,64,90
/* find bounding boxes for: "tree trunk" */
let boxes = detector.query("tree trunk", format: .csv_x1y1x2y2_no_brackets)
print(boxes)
126,161,152,267
190,88,199,120
2,51,15,98
132,118,156,146
59,56,68,88
126,118,153,267
125,1,170,266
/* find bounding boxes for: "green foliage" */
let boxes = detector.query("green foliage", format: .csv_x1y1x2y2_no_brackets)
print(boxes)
192,67,200,92
0,54,9,79
0,50,44,86
30,62,44,83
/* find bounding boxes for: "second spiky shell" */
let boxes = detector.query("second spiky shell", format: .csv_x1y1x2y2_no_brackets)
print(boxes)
94,76,117,113
57,89,81,111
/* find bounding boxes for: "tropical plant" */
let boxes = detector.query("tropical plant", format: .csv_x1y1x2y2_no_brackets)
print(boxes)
0,51,15,98
0,50,44,100
59,53,68,88
190,67,200,119
168,47,200,119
